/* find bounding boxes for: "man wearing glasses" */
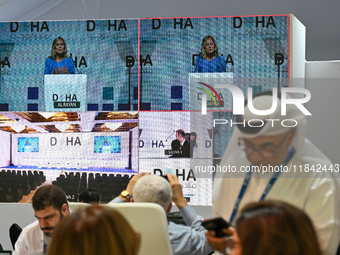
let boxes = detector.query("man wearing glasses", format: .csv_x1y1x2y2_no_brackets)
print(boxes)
210,91,340,255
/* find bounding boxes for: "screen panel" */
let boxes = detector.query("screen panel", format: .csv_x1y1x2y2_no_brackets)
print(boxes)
139,15,289,110
94,135,121,153
0,19,139,111
18,137,39,152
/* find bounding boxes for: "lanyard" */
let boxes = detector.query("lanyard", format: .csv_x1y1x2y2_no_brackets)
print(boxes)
43,241,47,255
229,147,296,224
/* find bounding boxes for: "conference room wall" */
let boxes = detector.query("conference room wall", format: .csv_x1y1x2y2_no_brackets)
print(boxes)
305,61,340,164
0,130,11,167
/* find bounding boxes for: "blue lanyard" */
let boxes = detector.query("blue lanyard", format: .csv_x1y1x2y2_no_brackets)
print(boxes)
43,241,47,255
229,147,296,224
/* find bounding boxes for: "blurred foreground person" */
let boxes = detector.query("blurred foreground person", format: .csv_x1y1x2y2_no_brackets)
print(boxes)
212,91,340,255
47,205,140,255
207,200,322,255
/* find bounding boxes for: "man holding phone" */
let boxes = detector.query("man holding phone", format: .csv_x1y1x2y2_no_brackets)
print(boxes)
110,173,213,255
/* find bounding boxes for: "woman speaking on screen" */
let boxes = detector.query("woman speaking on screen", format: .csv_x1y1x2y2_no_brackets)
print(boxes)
194,35,226,73
45,36,75,74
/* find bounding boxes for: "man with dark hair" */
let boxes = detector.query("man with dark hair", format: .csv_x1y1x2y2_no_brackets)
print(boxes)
176,129,190,158
78,189,99,204
13,185,69,255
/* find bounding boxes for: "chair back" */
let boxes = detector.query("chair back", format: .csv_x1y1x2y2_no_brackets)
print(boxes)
68,202,91,212
106,203,172,255
9,223,22,249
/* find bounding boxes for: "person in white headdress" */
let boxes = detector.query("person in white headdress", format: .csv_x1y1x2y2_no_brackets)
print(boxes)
210,91,340,255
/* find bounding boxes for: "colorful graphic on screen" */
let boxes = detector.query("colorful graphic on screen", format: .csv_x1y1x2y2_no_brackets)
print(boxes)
94,135,121,153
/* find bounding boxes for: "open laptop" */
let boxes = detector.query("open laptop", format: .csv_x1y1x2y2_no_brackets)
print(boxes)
0,251,12,255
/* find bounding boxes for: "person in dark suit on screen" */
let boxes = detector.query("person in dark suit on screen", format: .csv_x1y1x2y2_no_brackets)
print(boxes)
176,129,190,158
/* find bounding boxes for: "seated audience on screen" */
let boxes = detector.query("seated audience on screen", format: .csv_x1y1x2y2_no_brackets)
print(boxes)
194,35,226,73
47,205,140,255
13,185,69,255
110,172,213,255
45,36,75,74
78,189,100,204
206,200,322,255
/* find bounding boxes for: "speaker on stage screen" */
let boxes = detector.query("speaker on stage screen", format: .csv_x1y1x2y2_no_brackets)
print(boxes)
0,19,138,111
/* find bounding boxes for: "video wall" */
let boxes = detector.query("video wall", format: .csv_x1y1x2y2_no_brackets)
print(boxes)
0,15,289,112
0,14,293,206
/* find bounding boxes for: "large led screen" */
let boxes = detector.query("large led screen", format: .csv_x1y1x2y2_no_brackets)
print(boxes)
0,19,138,111
139,15,289,110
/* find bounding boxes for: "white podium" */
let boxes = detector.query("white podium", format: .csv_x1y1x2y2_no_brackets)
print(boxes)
44,74,87,111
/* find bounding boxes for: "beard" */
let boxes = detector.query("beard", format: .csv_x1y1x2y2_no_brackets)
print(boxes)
41,227,54,237
40,210,63,237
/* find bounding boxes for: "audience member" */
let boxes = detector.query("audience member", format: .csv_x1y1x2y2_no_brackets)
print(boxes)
206,200,322,255
78,189,99,204
13,185,69,255
47,205,140,255
110,173,213,255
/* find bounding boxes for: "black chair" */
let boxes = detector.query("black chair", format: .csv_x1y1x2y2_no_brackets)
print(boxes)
9,223,22,249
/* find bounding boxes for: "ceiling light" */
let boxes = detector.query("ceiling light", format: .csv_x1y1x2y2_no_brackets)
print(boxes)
104,122,122,131
55,123,70,132
12,124,26,133
39,112,55,119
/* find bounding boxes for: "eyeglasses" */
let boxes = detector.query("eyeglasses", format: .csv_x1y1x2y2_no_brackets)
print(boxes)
238,130,294,158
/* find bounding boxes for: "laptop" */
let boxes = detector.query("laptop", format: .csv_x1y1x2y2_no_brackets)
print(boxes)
0,251,12,255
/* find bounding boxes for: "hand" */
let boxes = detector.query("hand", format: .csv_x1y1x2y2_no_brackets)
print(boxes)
59,65,69,74
118,172,150,202
52,67,59,74
205,226,237,255
167,173,187,209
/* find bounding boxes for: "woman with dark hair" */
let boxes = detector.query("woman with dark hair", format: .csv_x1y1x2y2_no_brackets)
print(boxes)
47,205,140,255
195,35,226,73
207,201,322,255
45,36,75,74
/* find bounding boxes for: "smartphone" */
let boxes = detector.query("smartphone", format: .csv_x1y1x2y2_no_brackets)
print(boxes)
201,217,230,237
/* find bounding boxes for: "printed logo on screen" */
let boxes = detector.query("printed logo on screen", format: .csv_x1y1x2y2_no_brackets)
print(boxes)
197,82,224,109
53,94,80,109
